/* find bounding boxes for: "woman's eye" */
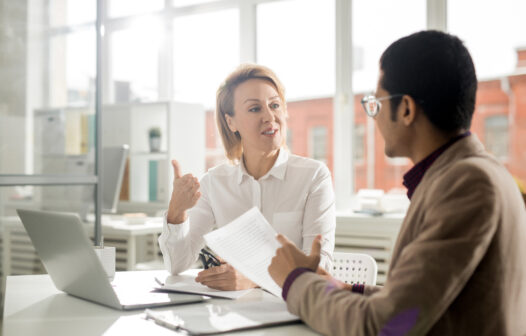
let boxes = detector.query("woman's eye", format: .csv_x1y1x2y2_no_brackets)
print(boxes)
249,106,260,112
270,103,280,109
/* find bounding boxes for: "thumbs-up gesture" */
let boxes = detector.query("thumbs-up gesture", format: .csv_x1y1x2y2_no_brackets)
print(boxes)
268,234,322,287
167,159,201,224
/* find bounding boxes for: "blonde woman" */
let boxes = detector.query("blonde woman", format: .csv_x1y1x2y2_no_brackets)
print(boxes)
158,64,335,290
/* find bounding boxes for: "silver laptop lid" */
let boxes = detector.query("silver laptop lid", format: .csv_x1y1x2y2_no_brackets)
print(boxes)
17,209,122,309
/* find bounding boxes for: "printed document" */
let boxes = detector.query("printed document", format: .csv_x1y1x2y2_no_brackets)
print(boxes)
203,207,282,297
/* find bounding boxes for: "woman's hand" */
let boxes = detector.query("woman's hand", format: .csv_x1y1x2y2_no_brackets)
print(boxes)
195,263,257,291
167,159,201,224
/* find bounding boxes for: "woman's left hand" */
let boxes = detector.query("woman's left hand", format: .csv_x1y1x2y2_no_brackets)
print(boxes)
195,264,257,290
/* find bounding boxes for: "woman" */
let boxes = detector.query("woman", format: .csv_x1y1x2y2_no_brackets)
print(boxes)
158,64,335,291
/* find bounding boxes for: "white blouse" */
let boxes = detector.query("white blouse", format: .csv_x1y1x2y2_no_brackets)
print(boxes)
158,149,336,275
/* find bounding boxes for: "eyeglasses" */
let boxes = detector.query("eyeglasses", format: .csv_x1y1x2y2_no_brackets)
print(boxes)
360,94,404,117
199,248,221,269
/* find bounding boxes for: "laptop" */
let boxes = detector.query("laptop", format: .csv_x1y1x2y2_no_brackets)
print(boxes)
17,208,206,310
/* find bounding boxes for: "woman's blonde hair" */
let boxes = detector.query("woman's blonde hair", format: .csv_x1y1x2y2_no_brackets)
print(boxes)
216,63,287,162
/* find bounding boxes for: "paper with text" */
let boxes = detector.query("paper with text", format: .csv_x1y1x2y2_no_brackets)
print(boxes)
203,207,283,297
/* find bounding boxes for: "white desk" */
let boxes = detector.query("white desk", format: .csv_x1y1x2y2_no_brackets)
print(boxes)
3,270,318,336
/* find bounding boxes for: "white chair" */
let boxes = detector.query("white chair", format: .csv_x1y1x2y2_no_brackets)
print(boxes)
330,252,378,285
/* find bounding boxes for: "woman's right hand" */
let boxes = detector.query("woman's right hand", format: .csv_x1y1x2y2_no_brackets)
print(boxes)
166,159,201,224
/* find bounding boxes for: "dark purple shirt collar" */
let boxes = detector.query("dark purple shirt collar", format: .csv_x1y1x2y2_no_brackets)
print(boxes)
403,131,471,199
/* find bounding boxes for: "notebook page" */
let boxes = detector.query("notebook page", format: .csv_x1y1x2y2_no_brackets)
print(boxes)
203,207,282,297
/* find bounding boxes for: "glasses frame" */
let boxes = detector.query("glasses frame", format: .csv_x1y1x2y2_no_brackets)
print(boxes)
360,94,404,117
199,248,221,269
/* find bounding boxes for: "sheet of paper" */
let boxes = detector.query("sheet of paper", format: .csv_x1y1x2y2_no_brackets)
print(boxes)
203,207,282,297
145,299,299,335
160,269,254,300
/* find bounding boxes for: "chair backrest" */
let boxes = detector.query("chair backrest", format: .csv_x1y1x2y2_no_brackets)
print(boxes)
330,252,377,285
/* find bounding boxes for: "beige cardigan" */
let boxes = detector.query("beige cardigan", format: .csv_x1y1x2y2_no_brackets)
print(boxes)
286,135,526,335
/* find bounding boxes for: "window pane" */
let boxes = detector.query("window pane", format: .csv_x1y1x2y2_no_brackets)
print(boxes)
310,126,328,164
448,0,526,79
484,115,509,160
50,0,96,27
49,29,96,107
111,20,162,103
353,0,425,192
449,0,526,185
173,0,221,7
109,0,164,18
257,0,335,176
257,0,335,100
173,10,239,170
173,9,239,107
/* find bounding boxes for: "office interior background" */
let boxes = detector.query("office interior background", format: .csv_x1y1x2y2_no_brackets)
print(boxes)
1,0,526,298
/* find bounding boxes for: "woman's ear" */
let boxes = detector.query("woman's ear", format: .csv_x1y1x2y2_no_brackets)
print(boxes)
225,114,237,133
401,95,417,126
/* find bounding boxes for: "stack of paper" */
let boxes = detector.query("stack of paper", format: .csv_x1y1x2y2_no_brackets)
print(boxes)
203,207,283,297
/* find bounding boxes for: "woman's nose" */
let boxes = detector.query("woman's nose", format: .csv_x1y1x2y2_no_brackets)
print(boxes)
261,105,275,122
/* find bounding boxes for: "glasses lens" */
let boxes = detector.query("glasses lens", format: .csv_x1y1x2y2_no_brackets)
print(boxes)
362,96,378,116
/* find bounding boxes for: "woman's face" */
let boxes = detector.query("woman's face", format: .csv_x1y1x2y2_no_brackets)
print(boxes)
226,78,286,156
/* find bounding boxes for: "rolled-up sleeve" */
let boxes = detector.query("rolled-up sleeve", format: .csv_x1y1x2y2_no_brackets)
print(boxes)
158,174,216,275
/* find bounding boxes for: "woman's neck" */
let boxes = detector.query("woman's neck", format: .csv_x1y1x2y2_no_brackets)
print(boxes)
242,148,280,180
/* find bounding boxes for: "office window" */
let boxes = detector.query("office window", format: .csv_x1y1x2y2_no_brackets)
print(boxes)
173,9,239,170
449,0,526,184
352,0,425,192
485,115,509,160
258,0,334,173
173,0,222,7
173,9,239,108
49,29,96,107
108,0,164,18
310,126,328,164
257,0,334,100
448,0,526,79
110,20,162,103
50,0,95,27
354,124,365,164
286,129,294,154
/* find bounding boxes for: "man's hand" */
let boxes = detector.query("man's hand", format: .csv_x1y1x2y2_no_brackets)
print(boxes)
195,263,257,291
268,234,322,288
166,159,201,224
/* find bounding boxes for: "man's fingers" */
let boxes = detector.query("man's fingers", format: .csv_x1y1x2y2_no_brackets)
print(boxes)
172,159,182,179
310,234,322,257
276,234,293,246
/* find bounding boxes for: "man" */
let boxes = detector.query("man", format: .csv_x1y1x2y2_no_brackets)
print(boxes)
268,30,526,335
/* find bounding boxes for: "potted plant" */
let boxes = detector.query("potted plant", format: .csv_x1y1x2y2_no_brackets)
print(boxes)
148,127,161,152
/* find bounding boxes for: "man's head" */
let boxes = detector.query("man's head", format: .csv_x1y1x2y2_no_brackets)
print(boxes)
372,30,477,159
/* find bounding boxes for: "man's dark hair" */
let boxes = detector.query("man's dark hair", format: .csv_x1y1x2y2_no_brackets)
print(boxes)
380,30,477,133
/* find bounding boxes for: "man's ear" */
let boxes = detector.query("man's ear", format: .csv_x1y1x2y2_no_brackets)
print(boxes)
225,114,237,133
400,95,417,126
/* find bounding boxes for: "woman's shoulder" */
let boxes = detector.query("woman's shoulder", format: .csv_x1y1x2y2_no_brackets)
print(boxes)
205,160,239,177
287,154,330,174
